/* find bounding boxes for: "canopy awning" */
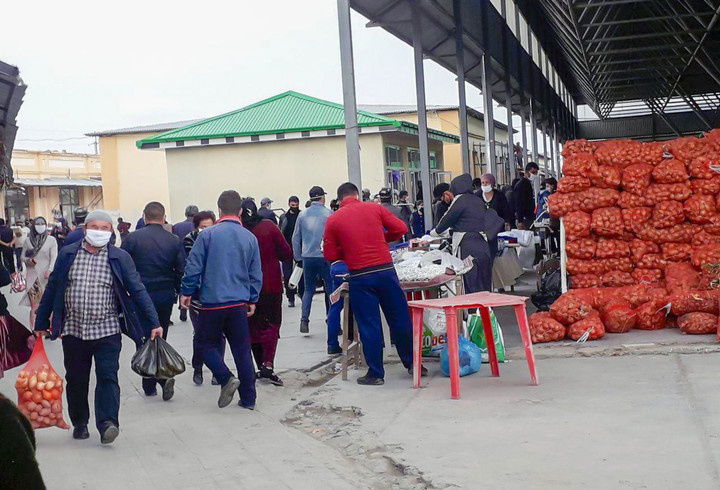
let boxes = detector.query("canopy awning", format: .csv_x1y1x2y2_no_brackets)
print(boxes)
14,178,102,188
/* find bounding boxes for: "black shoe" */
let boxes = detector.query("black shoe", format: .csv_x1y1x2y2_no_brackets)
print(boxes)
144,389,158,397
408,366,429,377
211,376,219,386
327,346,342,355
218,376,240,408
180,309,188,322
259,366,283,386
100,422,120,445
289,300,295,308
193,369,203,385
169,320,174,326
73,425,89,440
300,319,309,334
162,378,175,401
357,374,384,386
239,401,255,410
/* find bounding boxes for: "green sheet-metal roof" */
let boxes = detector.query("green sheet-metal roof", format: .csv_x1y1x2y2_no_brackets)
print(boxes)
137,91,458,147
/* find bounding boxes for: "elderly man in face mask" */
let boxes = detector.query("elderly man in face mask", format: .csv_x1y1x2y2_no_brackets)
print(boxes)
34,210,162,445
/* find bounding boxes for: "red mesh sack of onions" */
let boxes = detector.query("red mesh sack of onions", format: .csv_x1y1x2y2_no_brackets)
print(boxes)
704,215,720,235
661,243,692,262
652,158,689,184
652,200,685,229
706,129,720,152
668,136,710,162
689,154,720,179
618,191,656,208
678,312,717,335
692,229,720,247
601,299,637,333
630,239,660,262
568,311,605,341
567,258,601,275
601,271,635,288
636,253,666,270
557,176,590,194
698,264,720,290
620,284,668,308
665,262,700,293
601,257,634,273
550,294,593,325
547,192,577,218
691,243,720,269
621,164,653,195
691,177,720,195
632,268,663,284
635,300,669,330
716,193,720,212
669,290,718,316
570,274,601,289
595,238,630,259
621,207,652,233
563,152,599,176
564,211,591,241
529,312,567,343
576,188,620,212
591,207,624,237
589,165,623,189
566,237,597,259
562,139,597,157
666,317,679,328
684,195,715,224
638,221,693,244
647,183,692,203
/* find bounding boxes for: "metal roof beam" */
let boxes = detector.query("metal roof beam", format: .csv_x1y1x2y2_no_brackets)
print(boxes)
588,41,710,56
581,12,714,27
583,28,709,44
574,0,654,7
593,54,688,66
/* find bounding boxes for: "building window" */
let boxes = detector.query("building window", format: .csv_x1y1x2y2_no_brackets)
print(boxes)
385,145,403,169
5,188,30,224
408,148,439,169
59,187,79,224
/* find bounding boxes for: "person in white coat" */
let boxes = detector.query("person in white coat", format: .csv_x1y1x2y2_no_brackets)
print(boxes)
21,217,57,326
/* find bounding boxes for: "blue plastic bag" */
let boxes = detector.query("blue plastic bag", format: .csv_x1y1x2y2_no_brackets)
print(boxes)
440,336,483,377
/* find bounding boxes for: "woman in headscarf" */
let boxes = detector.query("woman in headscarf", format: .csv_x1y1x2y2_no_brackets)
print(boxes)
434,174,505,293
20,217,58,326
432,182,452,227
240,199,293,386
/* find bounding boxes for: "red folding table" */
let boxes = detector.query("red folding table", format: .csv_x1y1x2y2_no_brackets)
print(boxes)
408,292,539,399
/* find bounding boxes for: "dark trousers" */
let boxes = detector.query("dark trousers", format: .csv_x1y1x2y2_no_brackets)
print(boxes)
14,247,22,271
301,257,331,322
197,305,256,405
190,304,226,371
282,260,304,303
348,268,413,379
62,333,121,431
142,289,174,394
326,261,349,350
248,293,282,369
460,235,493,293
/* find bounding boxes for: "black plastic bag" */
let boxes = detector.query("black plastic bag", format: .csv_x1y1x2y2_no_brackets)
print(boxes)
131,337,186,379
531,269,562,311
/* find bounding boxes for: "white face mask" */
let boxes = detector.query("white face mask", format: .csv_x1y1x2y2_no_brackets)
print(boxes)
35,225,46,235
481,185,493,194
529,173,540,182
85,229,112,247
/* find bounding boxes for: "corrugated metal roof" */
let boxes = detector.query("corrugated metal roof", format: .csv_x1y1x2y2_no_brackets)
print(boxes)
137,91,459,147
14,178,102,187
86,119,204,137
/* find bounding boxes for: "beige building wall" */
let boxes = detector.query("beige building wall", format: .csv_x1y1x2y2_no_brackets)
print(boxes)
163,134,388,221
99,132,171,224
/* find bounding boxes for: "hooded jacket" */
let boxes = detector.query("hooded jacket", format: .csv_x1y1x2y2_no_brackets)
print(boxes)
435,174,505,240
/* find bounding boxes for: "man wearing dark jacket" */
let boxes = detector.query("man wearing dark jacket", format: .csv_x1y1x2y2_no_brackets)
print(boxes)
172,205,198,239
35,210,162,445
63,207,89,248
258,197,278,224
122,202,185,399
278,196,302,307
514,162,539,229
379,188,409,245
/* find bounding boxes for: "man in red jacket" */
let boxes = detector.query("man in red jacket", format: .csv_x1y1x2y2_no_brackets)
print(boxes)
323,182,419,385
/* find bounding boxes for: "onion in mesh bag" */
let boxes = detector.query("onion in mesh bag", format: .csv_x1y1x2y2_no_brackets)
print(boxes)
568,311,605,341
591,207,624,237
550,294,593,325
557,176,591,194
684,195,715,224
564,211,592,241
622,164,653,195
652,200,685,229
651,158,689,184
601,299,637,333
678,312,717,335
529,312,567,343
566,237,597,260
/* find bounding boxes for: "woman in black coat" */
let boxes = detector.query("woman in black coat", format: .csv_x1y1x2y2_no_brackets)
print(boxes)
478,173,513,259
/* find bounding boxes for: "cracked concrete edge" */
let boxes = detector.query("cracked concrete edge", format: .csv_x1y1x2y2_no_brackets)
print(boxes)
507,340,720,360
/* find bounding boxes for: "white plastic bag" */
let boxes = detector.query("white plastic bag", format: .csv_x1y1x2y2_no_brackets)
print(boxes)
289,264,303,289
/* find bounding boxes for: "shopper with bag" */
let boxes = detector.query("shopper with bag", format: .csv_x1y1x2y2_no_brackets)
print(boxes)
21,217,57,328
180,190,262,410
122,202,185,400
34,210,162,444
279,196,303,307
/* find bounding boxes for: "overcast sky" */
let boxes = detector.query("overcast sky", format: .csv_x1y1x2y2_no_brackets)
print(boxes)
5,0,551,154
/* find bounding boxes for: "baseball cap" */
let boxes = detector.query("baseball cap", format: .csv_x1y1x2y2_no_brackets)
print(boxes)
378,188,393,200
288,195,300,203
260,197,273,206
309,186,326,199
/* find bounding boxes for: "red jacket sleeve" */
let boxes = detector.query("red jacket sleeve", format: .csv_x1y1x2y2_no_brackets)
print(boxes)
380,206,408,243
323,217,341,262
272,223,293,262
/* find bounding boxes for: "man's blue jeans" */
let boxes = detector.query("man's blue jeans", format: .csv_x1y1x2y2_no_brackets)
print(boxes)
301,257,331,322
327,261,349,350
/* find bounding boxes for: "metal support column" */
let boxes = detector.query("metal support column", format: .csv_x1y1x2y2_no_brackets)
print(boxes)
412,2,434,232
548,123,555,177
337,0,362,188
454,0,471,175
500,0,514,184
541,124,548,176
530,99,539,164
519,107,528,172
481,54,497,177
553,122,561,175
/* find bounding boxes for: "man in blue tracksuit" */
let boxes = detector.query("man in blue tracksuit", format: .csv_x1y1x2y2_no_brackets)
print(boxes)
326,260,349,355
292,186,332,336
180,190,262,410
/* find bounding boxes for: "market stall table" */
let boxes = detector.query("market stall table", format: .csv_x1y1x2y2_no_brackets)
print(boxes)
408,292,538,399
